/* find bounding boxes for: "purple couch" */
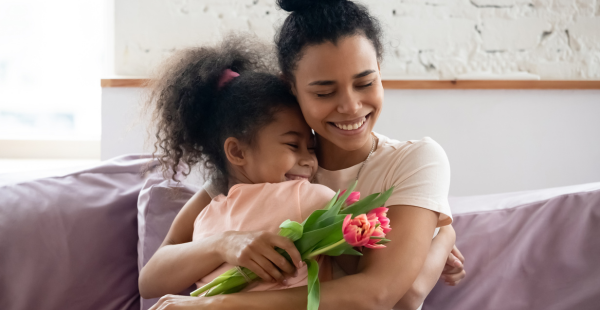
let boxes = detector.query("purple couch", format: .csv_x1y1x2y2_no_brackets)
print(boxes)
1,155,599,310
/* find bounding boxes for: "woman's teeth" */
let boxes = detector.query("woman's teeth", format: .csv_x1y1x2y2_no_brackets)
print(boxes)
333,117,366,131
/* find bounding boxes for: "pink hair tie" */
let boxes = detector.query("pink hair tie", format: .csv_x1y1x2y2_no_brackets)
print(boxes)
217,68,240,89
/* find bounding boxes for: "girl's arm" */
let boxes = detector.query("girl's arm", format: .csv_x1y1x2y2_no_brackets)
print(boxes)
139,189,303,299
211,204,439,310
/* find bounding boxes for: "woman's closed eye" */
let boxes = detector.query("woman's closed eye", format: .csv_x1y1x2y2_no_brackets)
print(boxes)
286,143,299,149
316,92,334,98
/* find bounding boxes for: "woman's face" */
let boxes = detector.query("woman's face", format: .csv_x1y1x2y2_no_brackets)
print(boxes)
291,35,383,152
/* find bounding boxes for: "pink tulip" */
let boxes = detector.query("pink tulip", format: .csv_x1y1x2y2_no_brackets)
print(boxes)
367,207,391,234
342,214,375,247
340,190,360,207
365,207,391,249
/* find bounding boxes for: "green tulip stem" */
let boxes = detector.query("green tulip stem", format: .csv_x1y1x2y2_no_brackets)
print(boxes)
306,239,346,259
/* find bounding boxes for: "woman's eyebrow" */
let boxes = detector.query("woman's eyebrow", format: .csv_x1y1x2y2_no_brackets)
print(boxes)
307,69,376,86
353,69,376,79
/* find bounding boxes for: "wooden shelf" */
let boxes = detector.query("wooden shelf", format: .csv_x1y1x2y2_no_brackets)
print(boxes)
101,78,600,89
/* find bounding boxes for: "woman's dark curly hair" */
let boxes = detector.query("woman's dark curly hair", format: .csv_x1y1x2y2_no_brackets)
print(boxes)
146,36,298,190
275,0,384,83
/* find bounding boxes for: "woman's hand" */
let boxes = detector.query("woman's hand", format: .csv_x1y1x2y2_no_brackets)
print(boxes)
441,244,466,286
218,231,303,284
149,294,223,310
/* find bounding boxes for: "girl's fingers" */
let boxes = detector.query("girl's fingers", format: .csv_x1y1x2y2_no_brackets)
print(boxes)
443,270,466,283
244,259,274,283
446,252,463,268
251,254,284,283
262,245,296,276
452,245,465,263
269,235,303,270
443,265,462,274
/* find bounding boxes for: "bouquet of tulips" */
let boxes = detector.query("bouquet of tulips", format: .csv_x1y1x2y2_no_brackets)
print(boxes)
190,181,393,310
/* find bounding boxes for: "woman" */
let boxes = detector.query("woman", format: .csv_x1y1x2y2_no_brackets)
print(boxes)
144,1,465,309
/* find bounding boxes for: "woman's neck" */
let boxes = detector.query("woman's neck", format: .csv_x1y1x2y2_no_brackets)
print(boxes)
316,133,375,171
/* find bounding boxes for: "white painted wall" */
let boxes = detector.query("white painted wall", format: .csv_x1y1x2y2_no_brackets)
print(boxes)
114,0,600,79
374,89,600,195
102,87,600,195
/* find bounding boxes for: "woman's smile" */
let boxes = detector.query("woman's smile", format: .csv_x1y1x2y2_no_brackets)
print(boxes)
328,113,371,135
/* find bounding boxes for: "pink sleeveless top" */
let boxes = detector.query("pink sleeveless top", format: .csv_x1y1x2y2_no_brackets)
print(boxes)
192,180,335,292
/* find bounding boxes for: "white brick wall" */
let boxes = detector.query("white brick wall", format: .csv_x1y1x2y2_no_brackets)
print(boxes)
115,0,600,79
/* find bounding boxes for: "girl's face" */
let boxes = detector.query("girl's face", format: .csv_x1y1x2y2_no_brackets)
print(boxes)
242,107,318,184
291,35,384,152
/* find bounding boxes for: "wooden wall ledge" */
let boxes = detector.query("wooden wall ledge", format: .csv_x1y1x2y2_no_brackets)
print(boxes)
101,78,600,89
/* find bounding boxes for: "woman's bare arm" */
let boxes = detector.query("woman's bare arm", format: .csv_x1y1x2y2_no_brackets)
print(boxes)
139,189,222,298
210,204,439,310
393,225,456,310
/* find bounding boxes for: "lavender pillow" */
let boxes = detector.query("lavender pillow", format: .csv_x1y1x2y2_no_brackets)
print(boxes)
424,185,600,310
0,155,153,310
137,173,201,310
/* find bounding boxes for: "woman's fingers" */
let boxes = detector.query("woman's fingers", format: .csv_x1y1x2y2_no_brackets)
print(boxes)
150,294,186,310
268,235,303,270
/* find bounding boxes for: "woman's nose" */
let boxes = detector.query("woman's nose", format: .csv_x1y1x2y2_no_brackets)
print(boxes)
336,88,361,115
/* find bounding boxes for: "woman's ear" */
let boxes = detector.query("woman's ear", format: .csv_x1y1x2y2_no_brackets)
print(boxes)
224,137,247,167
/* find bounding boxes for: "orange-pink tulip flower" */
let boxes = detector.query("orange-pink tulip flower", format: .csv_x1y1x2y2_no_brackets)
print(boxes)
340,190,361,207
342,214,375,247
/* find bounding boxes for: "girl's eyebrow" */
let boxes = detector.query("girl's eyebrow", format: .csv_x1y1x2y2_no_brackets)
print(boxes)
307,69,376,86
281,131,302,137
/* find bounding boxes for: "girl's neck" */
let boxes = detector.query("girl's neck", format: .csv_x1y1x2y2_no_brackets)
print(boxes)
316,133,375,171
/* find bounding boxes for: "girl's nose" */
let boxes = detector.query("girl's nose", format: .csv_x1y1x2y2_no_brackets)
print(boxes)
336,88,361,115
298,149,316,168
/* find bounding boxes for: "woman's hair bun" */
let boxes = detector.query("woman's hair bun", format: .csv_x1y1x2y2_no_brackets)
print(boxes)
277,0,345,12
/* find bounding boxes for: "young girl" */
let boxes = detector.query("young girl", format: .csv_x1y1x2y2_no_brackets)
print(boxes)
139,38,337,298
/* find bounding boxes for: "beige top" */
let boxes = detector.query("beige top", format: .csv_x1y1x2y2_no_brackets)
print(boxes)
316,133,452,227
204,133,452,226
193,180,335,291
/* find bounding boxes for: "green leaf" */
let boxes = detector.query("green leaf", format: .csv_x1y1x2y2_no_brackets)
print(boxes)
323,190,340,210
295,218,344,257
320,181,357,220
306,258,321,310
340,187,394,216
342,247,363,256
278,219,303,241
311,214,346,231
302,210,328,231
338,193,378,216
312,220,344,250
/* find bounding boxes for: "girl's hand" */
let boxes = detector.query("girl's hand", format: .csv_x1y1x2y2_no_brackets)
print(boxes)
441,244,466,286
218,231,302,284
